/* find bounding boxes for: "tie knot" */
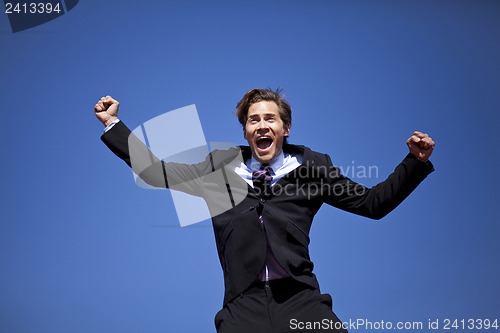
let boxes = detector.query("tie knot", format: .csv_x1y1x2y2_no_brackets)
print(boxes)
252,164,272,178
252,164,273,197
259,163,272,173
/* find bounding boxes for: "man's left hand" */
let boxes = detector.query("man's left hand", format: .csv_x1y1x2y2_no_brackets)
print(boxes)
406,131,435,162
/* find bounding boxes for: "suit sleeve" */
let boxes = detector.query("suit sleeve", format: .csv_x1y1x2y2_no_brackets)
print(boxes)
322,153,434,220
100,121,214,195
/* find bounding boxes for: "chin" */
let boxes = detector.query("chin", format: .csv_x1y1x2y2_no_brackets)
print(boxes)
255,150,276,163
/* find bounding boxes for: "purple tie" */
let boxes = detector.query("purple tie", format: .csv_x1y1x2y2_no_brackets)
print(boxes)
252,164,290,281
252,164,273,197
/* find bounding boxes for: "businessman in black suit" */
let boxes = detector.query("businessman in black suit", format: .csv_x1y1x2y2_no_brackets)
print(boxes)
94,88,435,333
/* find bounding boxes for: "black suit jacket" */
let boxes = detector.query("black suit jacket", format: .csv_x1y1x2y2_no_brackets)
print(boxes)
101,121,434,305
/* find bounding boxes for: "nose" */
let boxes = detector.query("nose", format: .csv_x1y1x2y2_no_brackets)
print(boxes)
257,119,269,130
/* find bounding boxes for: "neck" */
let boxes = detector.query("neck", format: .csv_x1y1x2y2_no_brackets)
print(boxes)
249,150,284,171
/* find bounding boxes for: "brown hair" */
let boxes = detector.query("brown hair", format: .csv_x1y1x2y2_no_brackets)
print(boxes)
234,88,292,142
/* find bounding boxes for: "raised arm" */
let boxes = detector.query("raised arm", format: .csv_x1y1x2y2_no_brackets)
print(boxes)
94,96,207,191
323,132,435,220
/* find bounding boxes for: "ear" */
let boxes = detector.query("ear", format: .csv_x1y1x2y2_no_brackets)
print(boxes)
283,123,291,137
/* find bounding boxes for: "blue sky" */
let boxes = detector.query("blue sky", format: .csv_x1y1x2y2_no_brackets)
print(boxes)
1,1,499,332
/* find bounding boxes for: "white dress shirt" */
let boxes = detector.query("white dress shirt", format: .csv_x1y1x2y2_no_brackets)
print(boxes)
233,150,302,189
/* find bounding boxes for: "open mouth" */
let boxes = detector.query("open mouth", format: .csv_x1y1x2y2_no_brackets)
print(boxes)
256,137,273,151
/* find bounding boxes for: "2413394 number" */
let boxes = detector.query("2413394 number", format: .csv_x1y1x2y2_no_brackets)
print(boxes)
443,319,499,330
5,2,61,14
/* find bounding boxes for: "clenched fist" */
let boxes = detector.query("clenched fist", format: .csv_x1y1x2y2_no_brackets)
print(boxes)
94,95,119,127
406,131,435,162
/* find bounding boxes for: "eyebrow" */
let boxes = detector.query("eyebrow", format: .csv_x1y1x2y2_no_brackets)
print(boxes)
248,113,278,118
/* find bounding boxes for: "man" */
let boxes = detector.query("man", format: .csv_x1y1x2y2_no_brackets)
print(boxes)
94,88,435,332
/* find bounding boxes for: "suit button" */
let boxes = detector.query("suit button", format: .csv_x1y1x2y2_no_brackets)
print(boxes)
260,197,265,203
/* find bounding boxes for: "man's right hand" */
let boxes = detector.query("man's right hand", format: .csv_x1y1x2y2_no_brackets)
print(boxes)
94,95,119,127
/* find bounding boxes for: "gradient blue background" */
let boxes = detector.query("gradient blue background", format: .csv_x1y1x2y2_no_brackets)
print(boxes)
1,1,499,332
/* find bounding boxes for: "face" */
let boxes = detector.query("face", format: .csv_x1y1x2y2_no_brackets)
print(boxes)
244,101,290,164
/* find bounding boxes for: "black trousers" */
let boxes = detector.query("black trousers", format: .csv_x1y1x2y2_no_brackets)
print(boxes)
215,278,348,333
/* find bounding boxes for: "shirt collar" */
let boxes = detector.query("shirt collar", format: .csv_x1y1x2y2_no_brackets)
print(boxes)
247,150,285,175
